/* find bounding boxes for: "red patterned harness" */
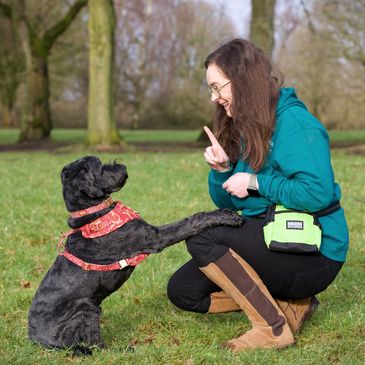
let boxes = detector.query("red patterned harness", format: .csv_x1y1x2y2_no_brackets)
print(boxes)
58,201,149,271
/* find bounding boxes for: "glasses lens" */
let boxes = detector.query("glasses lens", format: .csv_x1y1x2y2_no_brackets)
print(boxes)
209,87,220,97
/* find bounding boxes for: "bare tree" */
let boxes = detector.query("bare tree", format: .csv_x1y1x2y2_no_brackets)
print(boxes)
275,0,365,129
273,0,301,59
114,0,235,130
321,0,365,68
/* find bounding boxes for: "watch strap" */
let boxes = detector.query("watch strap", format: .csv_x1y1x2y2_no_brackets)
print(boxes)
248,174,258,189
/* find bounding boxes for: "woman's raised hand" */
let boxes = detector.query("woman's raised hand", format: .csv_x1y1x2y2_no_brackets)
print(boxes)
203,126,231,172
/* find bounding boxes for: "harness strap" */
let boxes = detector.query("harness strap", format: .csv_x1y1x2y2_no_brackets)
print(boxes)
60,250,149,271
57,201,149,271
80,202,141,238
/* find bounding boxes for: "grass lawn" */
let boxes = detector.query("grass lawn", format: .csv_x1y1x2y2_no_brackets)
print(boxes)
0,131,364,364
0,128,202,145
1,128,365,147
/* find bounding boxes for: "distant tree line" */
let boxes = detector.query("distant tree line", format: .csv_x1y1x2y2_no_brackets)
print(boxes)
276,0,365,130
0,0,364,147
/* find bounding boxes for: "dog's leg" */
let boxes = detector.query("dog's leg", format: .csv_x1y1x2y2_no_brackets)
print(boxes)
131,209,245,254
57,298,105,353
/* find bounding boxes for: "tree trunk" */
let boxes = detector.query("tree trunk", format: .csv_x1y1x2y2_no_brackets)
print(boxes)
13,0,87,142
0,0,23,128
19,51,52,141
87,0,122,147
0,60,20,128
250,0,276,57
1,103,17,127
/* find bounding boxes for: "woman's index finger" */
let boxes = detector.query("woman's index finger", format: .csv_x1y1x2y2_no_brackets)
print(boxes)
204,126,219,145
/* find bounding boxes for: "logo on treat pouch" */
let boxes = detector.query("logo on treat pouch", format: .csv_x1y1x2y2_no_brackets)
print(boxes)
286,220,304,230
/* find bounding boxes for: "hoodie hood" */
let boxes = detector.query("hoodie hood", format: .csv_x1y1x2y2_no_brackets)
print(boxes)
276,88,307,117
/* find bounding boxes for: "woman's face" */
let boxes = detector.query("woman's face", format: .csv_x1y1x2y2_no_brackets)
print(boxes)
206,63,233,117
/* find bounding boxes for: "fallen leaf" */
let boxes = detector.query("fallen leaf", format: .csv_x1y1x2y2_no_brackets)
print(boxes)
21,281,31,289
171,337,181,345
128,337,139,347
143,334,155,344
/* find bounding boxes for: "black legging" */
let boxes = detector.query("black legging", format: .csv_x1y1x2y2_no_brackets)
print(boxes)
167,218,343,313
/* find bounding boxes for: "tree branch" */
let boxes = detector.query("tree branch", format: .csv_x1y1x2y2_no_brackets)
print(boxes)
300,0,316,34
43,0,87,51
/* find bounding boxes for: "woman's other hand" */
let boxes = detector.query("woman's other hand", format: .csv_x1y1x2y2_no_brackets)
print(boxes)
222,172,251,198
203,126,231,172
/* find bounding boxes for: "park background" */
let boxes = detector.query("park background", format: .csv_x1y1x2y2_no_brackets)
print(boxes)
0,0,364,364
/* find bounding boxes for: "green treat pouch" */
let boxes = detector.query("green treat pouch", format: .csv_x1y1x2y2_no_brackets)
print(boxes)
263,205,322,254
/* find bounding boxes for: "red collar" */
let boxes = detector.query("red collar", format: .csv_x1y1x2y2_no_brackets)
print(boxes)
58,201,149,271
80,201,141,238
69,197,113,218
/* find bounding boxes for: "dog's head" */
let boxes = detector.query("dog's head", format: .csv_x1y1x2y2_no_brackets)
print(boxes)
61,156,128,212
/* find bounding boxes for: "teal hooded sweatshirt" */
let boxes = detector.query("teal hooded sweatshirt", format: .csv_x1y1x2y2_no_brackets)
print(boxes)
208,88,349,262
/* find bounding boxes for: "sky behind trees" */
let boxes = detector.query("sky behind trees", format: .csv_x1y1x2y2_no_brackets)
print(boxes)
211,0,251,36
208,0,303,40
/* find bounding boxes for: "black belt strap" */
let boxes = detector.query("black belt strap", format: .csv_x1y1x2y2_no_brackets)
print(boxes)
253,201,341,219
315,201,341,217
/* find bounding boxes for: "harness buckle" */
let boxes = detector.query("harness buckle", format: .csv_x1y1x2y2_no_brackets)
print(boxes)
118,259,128,269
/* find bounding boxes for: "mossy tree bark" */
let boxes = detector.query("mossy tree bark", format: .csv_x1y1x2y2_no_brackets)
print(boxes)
10,0,87,142
250,0,276,57
0,1,23,127
87,0,122,147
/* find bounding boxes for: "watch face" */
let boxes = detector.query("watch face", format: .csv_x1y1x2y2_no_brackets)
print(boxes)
247,188,260,197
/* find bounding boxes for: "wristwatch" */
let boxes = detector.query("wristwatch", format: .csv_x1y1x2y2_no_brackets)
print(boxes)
247,174,260,197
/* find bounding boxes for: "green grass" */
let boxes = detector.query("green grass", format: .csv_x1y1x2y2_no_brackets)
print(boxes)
0,146,364,364
0,128,201,145
328,129,365,142
1,128,365,146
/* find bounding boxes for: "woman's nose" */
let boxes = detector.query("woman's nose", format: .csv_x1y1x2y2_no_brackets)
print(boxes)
211,92,219,103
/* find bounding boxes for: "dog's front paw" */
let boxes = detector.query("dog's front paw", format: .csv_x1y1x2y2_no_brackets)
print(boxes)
218,209,246,226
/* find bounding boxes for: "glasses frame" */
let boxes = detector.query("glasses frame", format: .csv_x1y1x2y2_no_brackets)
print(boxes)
208,80,231,98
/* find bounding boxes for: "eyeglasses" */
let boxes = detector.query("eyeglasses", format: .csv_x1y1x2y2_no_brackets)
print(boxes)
208,80,231,98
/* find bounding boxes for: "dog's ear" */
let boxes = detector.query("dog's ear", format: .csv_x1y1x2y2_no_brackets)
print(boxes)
98,161,128,194
75,167,105,198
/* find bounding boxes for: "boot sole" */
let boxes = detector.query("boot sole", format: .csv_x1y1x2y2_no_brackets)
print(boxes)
295,296,320,334
220,340,296,352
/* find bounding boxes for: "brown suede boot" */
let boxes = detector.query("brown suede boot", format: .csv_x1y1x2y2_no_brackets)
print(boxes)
208,291,241,313
276,297,319,334
200,249,295,351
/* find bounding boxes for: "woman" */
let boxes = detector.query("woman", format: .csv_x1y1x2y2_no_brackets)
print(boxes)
167,39,349,351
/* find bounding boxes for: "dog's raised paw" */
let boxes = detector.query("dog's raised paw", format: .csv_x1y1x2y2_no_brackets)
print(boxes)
218,209,246,226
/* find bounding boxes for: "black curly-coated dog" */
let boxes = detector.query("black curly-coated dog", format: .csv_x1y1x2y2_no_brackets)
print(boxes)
28,156,244,354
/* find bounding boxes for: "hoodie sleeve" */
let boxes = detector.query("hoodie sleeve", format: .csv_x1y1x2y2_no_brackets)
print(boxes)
208,167,237,209
257,122,335,212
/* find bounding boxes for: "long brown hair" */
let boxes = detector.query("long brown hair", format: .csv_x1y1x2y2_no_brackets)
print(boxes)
205,39,283,171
